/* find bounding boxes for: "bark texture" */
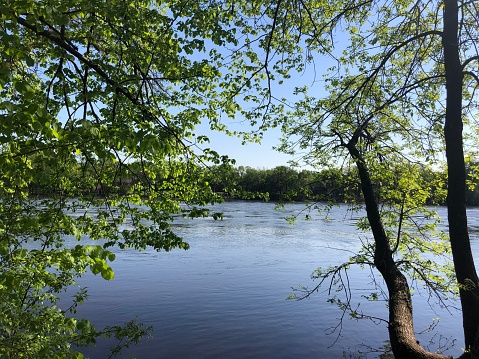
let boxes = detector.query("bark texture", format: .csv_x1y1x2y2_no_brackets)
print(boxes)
442,0,479,357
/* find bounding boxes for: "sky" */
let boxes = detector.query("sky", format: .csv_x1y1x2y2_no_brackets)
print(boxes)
196,122,294,169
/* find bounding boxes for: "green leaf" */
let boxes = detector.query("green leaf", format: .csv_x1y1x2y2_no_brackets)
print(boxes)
25,55,35,67
101,268,115,280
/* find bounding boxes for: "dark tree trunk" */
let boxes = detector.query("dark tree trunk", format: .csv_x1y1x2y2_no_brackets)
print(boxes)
442,0,479,357
346,143,448,359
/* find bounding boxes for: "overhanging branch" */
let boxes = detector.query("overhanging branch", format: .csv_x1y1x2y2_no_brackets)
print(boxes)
15,15,184,143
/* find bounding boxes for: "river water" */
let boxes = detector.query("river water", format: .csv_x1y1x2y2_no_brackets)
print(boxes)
69,201,479,358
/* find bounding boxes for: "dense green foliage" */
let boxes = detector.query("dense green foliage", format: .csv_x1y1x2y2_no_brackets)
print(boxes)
208,164,479,206
209,165,349,201
29,158,472,205
0,1,243,358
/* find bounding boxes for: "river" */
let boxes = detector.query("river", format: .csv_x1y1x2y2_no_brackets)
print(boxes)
68,201,479,358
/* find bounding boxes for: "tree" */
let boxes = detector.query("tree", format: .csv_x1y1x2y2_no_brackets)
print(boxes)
219,0,479,357
0,1,243,357
3,1,477,357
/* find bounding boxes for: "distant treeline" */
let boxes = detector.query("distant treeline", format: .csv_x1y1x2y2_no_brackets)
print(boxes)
206,164,479,206
26,155,479,206
207,165,355,202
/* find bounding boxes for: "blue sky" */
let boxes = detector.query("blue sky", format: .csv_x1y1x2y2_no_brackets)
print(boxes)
197,122,293,169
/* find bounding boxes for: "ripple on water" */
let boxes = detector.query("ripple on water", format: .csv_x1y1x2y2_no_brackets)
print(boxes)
73,202,469,358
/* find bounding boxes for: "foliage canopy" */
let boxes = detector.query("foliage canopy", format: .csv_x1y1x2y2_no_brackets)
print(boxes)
0,0,245,357
2,0,479,358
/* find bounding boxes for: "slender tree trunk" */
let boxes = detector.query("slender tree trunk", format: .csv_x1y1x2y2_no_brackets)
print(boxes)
442,0,479,357
347,143,447,359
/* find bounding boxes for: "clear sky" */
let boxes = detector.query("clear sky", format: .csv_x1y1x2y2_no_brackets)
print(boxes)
197,122,294,169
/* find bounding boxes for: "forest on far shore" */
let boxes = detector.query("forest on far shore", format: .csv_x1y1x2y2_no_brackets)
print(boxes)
207,164,479,205
26,156,479,206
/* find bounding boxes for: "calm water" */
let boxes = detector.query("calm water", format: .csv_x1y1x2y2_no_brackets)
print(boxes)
66,202,479,358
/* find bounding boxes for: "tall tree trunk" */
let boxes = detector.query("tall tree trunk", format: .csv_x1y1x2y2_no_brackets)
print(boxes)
442,0,479,357
347,143,447,359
